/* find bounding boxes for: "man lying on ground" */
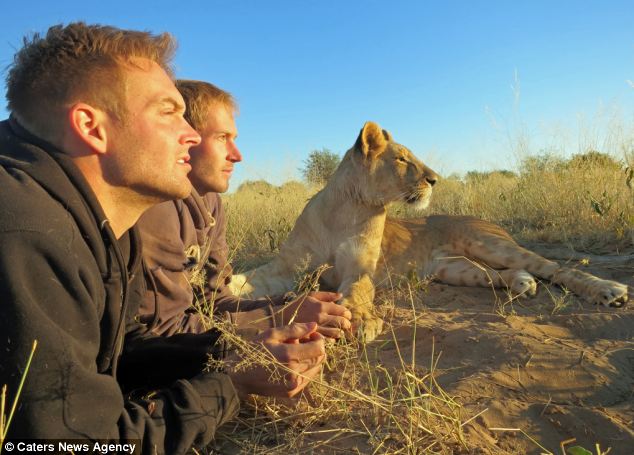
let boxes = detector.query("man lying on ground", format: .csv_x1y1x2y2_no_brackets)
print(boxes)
0,22,325,453
136,79,352,338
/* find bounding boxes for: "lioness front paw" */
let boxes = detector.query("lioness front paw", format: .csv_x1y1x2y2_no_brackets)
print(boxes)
351,315,384,342
340,298,383,342
590,280,629,307
347,307,383,342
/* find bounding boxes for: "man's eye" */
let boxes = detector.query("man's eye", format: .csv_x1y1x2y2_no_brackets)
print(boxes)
217,135,227,142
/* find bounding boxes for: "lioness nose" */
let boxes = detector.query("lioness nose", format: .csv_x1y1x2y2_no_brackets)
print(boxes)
426,176,437,186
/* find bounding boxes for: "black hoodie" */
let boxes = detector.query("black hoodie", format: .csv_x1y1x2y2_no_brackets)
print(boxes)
0,119,239,454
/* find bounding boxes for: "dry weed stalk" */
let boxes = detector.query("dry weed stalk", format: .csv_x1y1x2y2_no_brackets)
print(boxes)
1,340,37,452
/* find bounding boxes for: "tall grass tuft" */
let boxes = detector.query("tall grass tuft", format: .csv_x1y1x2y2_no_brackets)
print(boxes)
423,154,633,252
223,180,318,270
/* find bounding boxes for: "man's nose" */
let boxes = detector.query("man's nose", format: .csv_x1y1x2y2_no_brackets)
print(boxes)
229,142,243,163
181,120,201,146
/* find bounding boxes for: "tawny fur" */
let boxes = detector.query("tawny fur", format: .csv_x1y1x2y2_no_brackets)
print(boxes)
231,122,629,341
231,121,438,340
378,216,628,308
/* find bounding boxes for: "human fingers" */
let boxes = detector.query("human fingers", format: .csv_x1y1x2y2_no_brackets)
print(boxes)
320,302,352,320
285,362,324,395
305,331,324,342
268,322,318,343
287,351,326,373
316,326,345,339
297,330,324,344
268,334,325,363
309,291,343,302
316,312,353,330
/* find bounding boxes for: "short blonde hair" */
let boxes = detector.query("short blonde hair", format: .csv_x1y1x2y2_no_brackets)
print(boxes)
175,80,237,132
6,22,177,142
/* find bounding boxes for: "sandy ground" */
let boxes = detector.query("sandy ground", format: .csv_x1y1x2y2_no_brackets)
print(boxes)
371,244,634,454
215,244,633,454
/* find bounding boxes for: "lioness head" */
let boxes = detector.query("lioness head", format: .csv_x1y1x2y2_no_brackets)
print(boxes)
337,121,439,210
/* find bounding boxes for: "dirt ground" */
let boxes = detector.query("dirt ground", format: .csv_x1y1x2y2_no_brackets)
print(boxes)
372,243,634,454
214,244,633,454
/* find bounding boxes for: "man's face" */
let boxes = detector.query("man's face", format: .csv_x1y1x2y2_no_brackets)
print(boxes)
188,105,242,194
102,59,201,202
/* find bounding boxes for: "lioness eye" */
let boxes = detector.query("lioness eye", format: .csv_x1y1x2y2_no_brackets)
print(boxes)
396,157,408,164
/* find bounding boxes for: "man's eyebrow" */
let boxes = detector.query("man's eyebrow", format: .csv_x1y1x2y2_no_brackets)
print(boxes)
211,129,237,137
153,96,185,112
220,131,238,139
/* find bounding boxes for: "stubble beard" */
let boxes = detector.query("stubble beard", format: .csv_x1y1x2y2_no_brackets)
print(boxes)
106,144,193,207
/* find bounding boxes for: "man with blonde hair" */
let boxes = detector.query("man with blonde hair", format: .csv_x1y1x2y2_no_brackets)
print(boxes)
137,79,352,338
0,23,325,452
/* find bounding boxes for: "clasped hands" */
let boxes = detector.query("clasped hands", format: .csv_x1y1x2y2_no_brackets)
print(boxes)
228,291,351,397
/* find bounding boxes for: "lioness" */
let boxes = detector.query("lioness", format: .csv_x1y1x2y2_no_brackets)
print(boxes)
231,121,629,341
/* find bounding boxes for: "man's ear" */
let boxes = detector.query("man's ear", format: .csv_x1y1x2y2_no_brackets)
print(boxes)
354,121,389,160
67,103,108,155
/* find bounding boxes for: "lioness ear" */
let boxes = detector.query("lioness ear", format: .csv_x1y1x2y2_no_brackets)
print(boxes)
355,121,388,159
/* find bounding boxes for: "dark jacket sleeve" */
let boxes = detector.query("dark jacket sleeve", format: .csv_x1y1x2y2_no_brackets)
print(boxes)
118,316,228,392
200,194,287,330
0,230,239,453
138,194,286,335
136,200,204,335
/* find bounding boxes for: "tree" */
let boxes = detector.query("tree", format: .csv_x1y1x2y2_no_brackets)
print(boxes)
519,153,568,173
566,150,622,170
464,170,516,183
300,148,341,186
235,179,274,195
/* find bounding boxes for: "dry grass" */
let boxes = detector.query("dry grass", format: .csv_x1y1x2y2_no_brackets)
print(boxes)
223,180,318,270
387,155,633,254
205,289,474,455
424,162,633,253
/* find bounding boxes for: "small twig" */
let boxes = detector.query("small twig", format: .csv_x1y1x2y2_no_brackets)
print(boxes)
559,437,576,455
460,407,489,427
540,396,553,417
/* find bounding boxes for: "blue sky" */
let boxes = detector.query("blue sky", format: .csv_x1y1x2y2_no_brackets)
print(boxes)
1,0,633,186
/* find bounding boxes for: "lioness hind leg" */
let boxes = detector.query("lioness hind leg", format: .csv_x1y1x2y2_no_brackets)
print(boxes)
431,257,537,297
460,236,561,280
552,267,629,307
466,236,629,307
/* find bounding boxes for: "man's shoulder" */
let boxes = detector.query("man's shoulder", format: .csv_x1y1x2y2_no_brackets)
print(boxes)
137,199,181,237
0,165,76,235
201,191,222,207
138,199,180,224
199,191,224,220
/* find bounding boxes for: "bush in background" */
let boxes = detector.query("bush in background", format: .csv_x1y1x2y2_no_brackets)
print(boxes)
300,148,341,186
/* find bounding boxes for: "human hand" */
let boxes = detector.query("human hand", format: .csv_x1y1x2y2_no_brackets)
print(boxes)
282,291,352,339
226,322,326,398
